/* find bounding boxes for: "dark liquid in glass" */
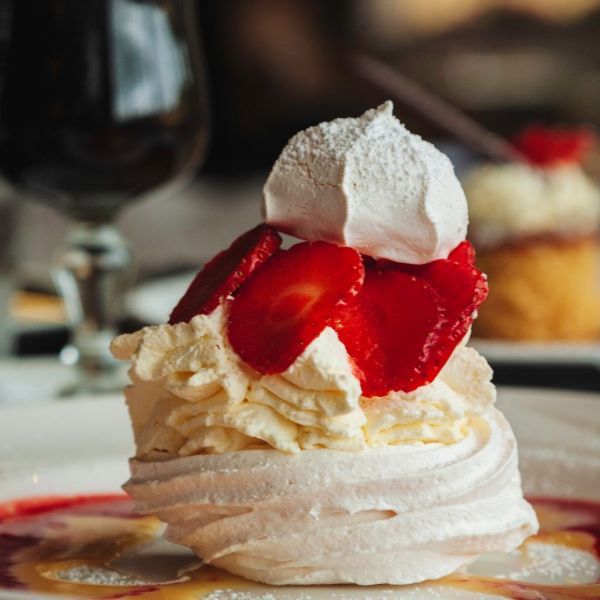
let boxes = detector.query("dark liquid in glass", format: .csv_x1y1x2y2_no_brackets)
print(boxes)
0,0,208,221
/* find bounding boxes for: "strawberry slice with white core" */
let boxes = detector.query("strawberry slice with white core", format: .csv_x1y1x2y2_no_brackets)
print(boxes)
227,241,364,374
168,224,281,324
332,250,488,397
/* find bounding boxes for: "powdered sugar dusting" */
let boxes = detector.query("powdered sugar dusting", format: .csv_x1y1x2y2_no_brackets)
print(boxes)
469,541,600,584
200,588,485,600
263,102,468,264
52,564,150,586
202,591,310,600
504,542,600,582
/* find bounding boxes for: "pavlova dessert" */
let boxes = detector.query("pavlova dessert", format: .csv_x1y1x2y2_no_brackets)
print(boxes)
464,126,600,340
112,102,538,586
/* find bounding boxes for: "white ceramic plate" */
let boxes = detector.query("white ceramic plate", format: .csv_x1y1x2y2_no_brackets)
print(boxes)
0,358,126,405
0,388,599,599
470,338,600,366
126,272,194,325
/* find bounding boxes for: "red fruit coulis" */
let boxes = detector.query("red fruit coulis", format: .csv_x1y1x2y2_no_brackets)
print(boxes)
0,494,598,599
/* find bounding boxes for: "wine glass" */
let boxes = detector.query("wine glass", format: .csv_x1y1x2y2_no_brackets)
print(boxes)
0,0,209,394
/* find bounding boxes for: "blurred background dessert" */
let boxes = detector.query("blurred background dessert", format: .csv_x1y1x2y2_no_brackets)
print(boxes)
464,127,600,340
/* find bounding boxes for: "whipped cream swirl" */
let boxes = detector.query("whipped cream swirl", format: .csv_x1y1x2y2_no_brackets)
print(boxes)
125,408,537,585
263,102,468,264
111,306,494,457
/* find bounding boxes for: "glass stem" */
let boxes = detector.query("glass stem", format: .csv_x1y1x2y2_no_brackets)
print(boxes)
53,221,132,394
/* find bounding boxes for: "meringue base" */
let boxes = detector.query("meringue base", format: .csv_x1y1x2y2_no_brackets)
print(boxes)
474,235,600,340
124,408,537,586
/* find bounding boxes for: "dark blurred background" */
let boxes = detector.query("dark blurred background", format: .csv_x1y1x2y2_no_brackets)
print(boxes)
197,0,600,177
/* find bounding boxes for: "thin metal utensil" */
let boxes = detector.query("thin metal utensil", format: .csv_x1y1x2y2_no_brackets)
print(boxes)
352,51,523,163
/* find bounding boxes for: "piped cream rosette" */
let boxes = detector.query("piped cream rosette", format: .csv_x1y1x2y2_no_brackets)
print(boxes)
111,303,496,458
125,409,536,585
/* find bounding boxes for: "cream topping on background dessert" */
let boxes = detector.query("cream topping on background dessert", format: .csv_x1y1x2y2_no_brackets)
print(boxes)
111,306,495,457
463,162,600,248
263,101,468,264
126,409,537,585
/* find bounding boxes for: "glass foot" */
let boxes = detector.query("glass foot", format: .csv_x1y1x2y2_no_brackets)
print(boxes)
53,221,132,398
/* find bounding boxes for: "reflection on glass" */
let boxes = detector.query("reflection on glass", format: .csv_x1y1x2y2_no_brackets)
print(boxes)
111,0,187,121
0,0,209,394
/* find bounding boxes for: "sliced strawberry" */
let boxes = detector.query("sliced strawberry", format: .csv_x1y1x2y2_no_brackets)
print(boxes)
332,258,488,397
168,224,281,324
332,270,442,396
417,259,488,363
513,125,595,167
448,240,476,266
227,241,364,374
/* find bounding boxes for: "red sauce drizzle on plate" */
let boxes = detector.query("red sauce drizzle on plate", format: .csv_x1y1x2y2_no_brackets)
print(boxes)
0,494,598,599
